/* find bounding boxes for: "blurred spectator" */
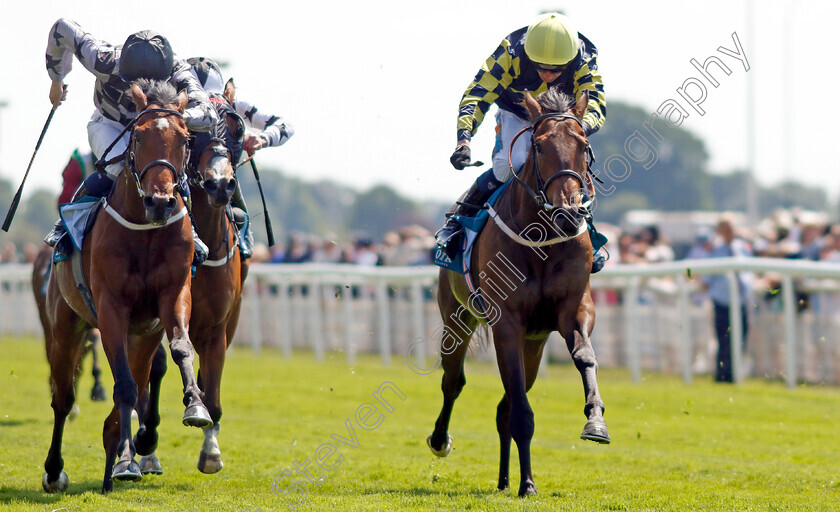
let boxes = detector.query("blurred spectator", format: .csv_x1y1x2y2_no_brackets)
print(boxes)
282,232,313,263
685,228,714,260
251,243,270,263
701,213,753,383
1,243,18,264
23,243,40,264
639,225,674,263
312,235,342,263
354,237,380,266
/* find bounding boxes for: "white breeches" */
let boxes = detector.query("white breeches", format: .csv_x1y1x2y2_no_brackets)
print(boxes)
87,111,129,178
491,109,533,182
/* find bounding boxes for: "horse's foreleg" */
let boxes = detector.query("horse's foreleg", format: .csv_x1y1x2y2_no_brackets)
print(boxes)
493,321,536,497
560,300,610,444
495,394,511,491
496,336,547,492
195,328,227,473
136,340,166,475
98,308,142,488
160,288,212,429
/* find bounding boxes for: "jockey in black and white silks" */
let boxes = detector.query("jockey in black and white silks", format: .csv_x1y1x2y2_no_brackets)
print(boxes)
46,18,217,181
186,56,294,158
44,19,217,256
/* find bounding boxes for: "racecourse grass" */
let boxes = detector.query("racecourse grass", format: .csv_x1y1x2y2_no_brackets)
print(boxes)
1,336,839,511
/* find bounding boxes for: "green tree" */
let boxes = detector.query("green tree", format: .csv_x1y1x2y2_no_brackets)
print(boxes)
594,101,713,221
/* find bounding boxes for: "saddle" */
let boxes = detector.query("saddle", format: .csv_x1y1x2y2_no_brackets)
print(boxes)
433,182,609,275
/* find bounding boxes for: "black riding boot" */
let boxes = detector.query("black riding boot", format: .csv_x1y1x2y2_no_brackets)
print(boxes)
435,180,494,259
230,181,253,260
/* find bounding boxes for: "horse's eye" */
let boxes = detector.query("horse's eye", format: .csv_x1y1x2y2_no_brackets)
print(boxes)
534,142,543,153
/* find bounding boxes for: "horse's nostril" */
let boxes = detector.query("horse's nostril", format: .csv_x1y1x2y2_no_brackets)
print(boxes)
167,197,177,210
203,179,218,193
226,179,236,195
143,197,155,209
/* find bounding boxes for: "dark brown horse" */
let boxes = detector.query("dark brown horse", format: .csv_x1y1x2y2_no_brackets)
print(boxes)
40,79,211,493
427,89,609,497
134,78,249,476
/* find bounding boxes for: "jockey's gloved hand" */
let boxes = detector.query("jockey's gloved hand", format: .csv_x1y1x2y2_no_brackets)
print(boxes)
450,145,471,170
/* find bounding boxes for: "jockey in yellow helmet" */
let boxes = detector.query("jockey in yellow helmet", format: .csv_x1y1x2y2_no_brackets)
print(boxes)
436,13,607,272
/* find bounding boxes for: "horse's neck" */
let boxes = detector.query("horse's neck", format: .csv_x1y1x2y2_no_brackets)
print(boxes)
500,164,545,228
111,171,148,222
190,188,230,250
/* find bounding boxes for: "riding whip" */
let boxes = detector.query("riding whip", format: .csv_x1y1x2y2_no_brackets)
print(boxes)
249,158,275,247
2,96,62,231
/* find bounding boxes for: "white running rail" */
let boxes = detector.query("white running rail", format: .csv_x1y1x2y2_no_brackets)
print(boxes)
4,258,840,388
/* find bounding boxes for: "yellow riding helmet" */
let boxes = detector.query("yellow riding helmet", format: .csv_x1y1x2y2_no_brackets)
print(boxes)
524,13,580,67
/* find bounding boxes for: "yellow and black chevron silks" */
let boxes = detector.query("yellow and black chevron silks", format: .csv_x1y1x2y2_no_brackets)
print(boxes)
457,27,605,142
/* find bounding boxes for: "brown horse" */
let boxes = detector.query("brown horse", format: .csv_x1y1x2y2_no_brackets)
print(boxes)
40,79,211,493
134,78,249,476
427,89,610,497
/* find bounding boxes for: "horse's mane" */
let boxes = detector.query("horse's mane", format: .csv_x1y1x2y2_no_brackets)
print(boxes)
537,88,574,115
133,78,179,107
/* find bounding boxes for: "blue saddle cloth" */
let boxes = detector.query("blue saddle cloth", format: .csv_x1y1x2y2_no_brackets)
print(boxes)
53,196,103,263
433,182,511,274
433,181,609,274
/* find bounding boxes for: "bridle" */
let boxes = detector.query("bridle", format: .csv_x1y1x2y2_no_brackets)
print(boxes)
186,139,232,190
96,107,190,199
186,94,243,191
128,108,190,198
508,112,597,213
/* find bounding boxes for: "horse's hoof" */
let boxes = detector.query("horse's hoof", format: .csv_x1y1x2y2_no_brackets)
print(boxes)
183,404,213,429
112,459,143,481
42,470,69,493
426,433,453,457
518,482,537,497
197,450,224,474
580,419,611,444
139,453,163,475
68,404,80,421
90,384,107,402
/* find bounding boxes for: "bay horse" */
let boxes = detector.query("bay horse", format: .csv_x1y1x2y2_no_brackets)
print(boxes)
41,79,211,493
133,78,249,476
427,89,610,497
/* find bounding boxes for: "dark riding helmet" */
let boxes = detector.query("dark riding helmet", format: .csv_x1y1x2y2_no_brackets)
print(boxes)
118,30,175,82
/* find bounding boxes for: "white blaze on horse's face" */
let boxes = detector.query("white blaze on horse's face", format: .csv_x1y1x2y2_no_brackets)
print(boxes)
208,153,231,180
155,118,170,130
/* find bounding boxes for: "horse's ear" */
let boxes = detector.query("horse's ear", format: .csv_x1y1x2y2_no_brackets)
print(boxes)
223,78,235,105
130,82,148,111
175,89,189,113
522,91,542,120
573,90,589,120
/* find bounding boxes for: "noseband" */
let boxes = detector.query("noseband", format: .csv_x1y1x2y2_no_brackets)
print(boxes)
508,112,597,211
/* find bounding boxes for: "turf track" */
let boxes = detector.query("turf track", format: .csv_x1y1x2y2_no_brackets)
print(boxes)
1,336,838,511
